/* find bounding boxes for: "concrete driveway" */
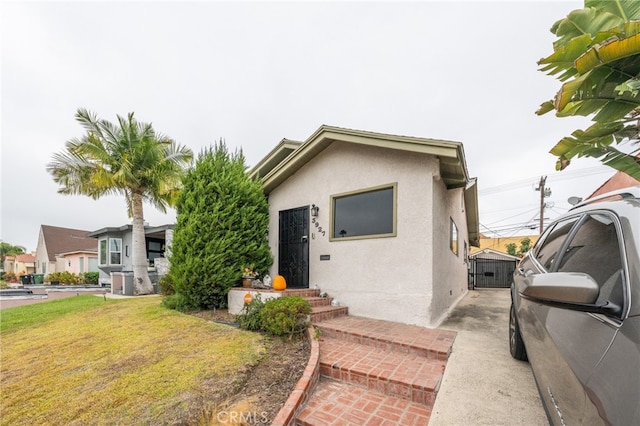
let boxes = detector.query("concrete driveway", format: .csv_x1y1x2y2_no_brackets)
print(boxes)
430,289,548,425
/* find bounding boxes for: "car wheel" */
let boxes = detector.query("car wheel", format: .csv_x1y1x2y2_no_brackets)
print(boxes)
509,303,528,361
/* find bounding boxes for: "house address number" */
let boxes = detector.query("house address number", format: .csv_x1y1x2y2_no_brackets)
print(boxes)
311,217,326,237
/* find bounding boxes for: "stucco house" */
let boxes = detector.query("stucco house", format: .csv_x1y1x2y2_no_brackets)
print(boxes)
247,125,479,327
3,253,36,276
35,225,98,276
86,223,173,294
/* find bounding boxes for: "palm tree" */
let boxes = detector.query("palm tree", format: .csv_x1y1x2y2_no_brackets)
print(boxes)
47,108,193,295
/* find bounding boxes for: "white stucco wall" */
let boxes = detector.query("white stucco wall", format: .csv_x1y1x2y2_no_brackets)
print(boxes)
428,184,469,326
267,142,458,326
35,228,52,274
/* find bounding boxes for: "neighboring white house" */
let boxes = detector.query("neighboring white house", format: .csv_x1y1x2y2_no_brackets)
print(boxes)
249,125,479,327
86,224,173,294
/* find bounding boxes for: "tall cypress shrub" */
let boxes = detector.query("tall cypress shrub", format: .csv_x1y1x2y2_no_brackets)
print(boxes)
168,142,272,309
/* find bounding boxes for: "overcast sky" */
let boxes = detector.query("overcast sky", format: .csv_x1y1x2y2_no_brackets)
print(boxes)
1,0,618,252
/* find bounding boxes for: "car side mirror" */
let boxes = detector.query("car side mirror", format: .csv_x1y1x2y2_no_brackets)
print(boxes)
520,272,622,317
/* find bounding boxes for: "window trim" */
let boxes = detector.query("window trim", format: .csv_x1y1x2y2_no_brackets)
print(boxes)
99,237,123,266
99,239,107,265
329,183,397,242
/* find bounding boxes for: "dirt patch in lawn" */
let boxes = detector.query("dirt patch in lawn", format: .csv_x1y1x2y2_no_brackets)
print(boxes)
189,309,311,424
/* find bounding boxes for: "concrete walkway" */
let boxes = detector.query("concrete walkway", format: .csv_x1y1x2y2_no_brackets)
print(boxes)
429,289,548,425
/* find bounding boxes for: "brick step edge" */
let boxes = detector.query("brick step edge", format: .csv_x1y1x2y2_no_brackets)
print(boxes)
296,378,433,426
315,325,452,361
283,289,321,298
309,306,348,323
318,339,443,405
271,326,321,426
304,297,333,308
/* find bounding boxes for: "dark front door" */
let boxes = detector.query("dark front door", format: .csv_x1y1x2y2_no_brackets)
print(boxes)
278,206,309,288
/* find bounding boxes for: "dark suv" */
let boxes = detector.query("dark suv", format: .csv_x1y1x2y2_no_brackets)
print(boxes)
510,186,640,425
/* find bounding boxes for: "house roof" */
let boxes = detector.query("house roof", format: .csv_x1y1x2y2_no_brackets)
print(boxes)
87,224,174,240
41,225,98,262
250,125,480,246
15,253,35,263
55,249,98,257
469,248,521,261
587,170,640,200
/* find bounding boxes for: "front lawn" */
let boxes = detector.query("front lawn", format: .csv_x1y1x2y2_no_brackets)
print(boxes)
0,296,267,425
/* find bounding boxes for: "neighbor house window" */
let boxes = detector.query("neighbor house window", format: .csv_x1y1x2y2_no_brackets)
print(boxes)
330,183,397,241
450,218,458,255
99,240,107,265
146,239,164,266
99,238,122,266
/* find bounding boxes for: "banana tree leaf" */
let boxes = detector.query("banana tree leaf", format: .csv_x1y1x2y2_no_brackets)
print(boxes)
576,33,640,73
555,73,590,111
588,0,640,21
551,8,624,49
536,100,555,116
593,100,639,121
625,21,640,36
556,99,609,117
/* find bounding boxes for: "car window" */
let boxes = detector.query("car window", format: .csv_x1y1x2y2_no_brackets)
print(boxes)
555,213,624,311
534,216,580,271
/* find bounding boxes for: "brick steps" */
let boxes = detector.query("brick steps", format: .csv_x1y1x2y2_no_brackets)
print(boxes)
315,316,455,361
292,312,455,425
296,379,433,426
284,288,349,323
319,338,445,404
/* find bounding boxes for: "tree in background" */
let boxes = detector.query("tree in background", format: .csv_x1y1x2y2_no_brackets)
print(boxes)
0,242,26,263
537,0,640,180
47,108,193,295
506,237,532,257
168,142,272,310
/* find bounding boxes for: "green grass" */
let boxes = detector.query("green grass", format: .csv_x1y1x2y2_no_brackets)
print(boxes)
0,295,115,333
0,296,265,425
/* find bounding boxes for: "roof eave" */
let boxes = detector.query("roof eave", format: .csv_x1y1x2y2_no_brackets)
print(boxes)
259,125,469,194
464,178,480,247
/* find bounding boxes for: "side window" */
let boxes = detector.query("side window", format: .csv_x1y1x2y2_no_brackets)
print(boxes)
556,213,624,310
534,216,580,271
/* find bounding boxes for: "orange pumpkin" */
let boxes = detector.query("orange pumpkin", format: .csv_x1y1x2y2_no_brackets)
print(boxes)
273,275,287,291
244,293,252,305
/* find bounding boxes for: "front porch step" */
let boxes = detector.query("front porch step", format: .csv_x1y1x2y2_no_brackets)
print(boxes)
282,288,321,298
297,378,433,425
318,338,445,404
304,296,333,308
314,315,456,361
309,305,349,323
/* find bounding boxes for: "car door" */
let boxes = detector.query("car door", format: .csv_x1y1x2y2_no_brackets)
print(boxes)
515,212,624,425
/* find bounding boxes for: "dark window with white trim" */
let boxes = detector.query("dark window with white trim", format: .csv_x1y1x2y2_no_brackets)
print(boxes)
331,184,396,240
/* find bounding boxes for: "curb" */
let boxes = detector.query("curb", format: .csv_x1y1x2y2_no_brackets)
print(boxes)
271,326,320,426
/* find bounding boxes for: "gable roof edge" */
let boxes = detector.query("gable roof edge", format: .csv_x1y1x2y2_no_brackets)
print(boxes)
258,125,469,194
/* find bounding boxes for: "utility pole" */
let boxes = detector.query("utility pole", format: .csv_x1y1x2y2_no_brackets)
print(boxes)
535,176,551,234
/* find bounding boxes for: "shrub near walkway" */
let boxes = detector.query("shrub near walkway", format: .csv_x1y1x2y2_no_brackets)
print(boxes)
0,296,265,425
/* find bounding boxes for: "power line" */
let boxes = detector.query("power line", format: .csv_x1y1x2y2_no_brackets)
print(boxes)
478,166,612,196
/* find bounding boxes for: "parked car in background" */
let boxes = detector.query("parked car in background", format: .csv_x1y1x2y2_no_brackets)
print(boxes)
510,186,640,425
